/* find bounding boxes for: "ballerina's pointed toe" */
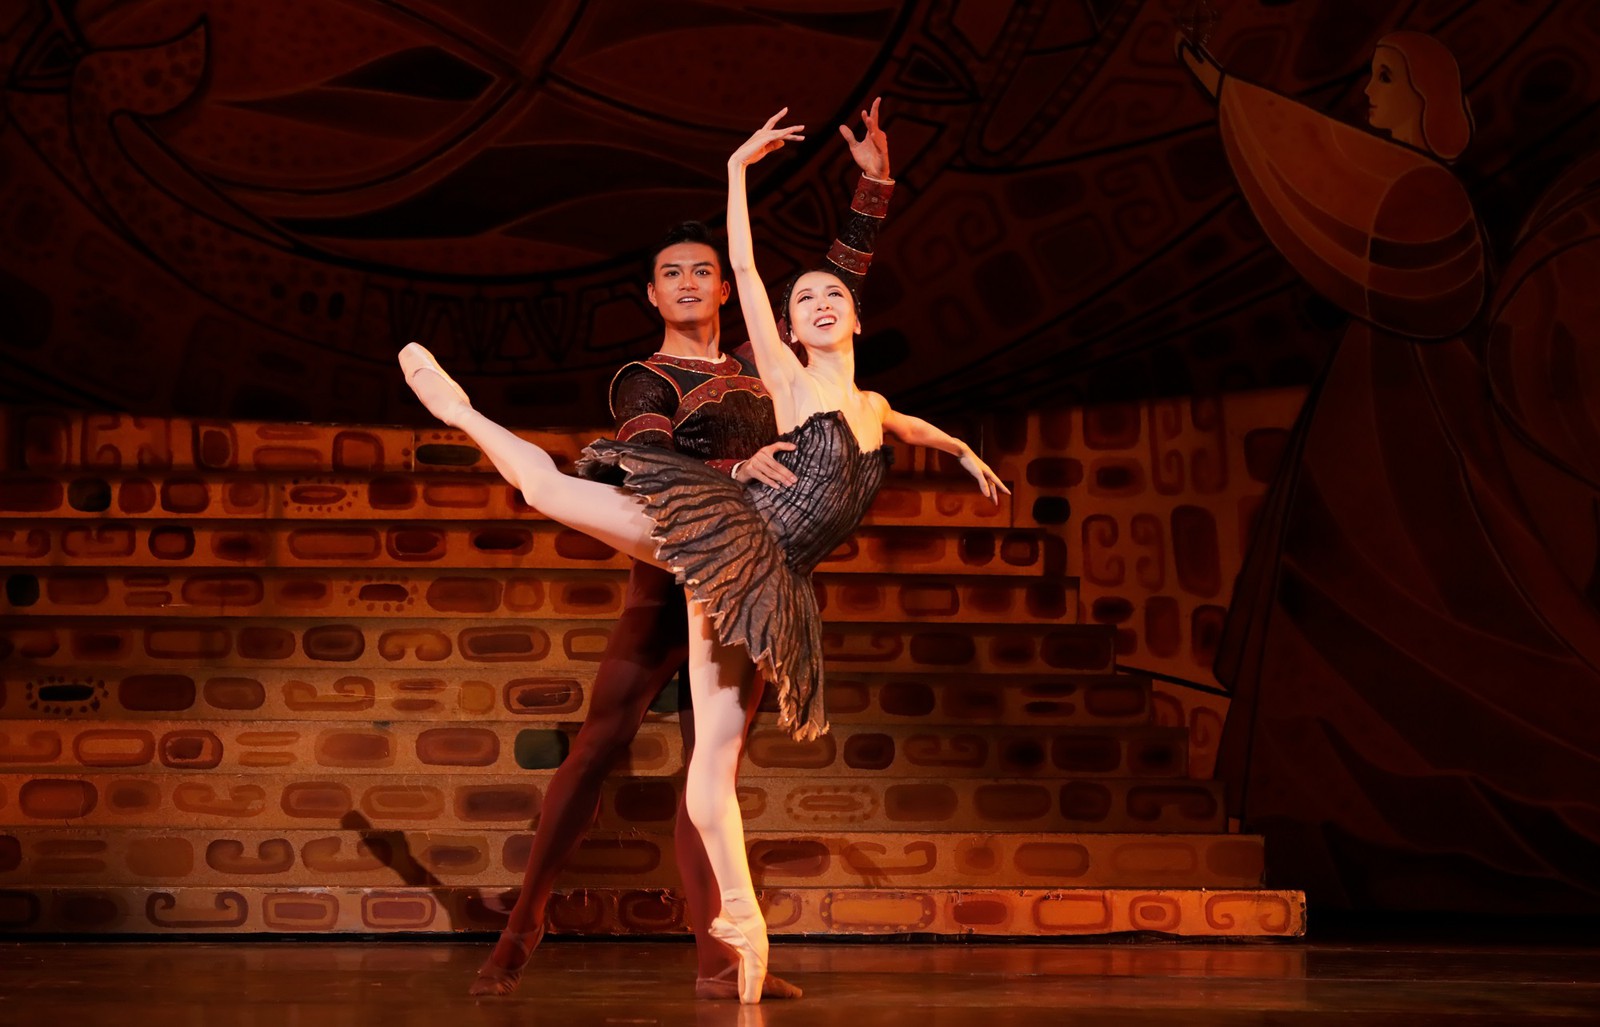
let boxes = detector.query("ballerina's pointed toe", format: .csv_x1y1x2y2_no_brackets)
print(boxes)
708,916,769,1005
398,342,472,424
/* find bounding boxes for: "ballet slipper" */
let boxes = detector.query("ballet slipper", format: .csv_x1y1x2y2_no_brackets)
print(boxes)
398,342,472,426
707,915,769,1005
695,967,802,1001
466,923,545,997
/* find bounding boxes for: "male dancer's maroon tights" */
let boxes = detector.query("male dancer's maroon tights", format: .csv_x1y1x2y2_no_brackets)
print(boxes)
485,560,758,983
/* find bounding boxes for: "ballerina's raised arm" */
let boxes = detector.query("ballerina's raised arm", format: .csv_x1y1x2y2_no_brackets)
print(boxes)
726,109,815,432
727,107,1010,503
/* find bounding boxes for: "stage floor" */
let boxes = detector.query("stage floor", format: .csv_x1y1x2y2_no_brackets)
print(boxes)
3,938,1598,1024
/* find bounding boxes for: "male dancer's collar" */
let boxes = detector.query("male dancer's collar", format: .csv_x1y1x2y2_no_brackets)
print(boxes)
649,351,738,373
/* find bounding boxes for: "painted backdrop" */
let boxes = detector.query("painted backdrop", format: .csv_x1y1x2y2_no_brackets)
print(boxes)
3,0,1599,913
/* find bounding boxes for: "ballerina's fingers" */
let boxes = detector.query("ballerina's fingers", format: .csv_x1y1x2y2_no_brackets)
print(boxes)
762,106,806,140
758,127,806,156
969,466,992,501
966,458,1010,503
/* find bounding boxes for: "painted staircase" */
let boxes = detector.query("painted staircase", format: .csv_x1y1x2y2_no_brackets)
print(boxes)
0,407,1304,937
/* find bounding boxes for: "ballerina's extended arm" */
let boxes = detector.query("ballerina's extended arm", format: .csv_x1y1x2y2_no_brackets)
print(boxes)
866,392,1011,503
727,110,811,431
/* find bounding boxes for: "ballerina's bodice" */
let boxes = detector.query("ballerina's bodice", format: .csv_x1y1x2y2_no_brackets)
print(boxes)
574,407,891,739
747,409,890,575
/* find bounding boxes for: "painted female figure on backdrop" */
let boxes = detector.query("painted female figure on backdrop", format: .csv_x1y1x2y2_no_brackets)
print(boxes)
1178,31,1600,912
400,112,1006,1001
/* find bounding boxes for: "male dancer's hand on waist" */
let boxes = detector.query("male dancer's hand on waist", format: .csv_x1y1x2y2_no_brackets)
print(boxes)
734,441,799,488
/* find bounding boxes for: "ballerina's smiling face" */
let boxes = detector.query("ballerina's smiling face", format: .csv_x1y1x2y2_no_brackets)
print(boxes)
787,270,860,351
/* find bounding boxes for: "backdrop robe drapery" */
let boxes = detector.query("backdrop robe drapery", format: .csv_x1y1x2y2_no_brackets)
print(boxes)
1211,78,1600,912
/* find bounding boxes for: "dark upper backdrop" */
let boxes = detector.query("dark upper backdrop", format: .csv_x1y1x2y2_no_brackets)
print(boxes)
2,0,1592,424
3,0,1599,914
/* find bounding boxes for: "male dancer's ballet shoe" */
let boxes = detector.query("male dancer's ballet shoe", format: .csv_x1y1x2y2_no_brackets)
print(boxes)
695,967,802,1001
398,342,472,426
707,916,769,1005
466,923,545,997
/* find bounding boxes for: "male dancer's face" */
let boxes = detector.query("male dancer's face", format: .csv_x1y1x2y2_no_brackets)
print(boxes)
646,242,730,330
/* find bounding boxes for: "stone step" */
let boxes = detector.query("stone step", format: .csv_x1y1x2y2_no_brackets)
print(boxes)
0,829,1267,889
0,471,1013,528
0,668,1151,726
0,617,1117,674
0,771,1216,838
3,409,971,479
2,569,1079,626
0,773,1223,834
0,720,1182,779
0,521,1061,577
821,672,1152,726
0,885,1306,937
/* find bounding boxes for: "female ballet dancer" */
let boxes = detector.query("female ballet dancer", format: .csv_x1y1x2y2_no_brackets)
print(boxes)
399,110,1007,1003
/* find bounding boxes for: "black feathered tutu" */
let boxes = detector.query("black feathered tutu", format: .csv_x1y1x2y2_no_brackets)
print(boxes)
578,409,889,740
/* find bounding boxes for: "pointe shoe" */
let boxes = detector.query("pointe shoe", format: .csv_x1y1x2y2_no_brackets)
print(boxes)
466,923,545,997
707,916,768,1005
398,342,472,425
696,967,802,1001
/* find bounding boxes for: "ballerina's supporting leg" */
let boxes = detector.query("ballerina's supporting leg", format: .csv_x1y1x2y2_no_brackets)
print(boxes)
400,343,659,565
683,596,769,1004
403,345,767,998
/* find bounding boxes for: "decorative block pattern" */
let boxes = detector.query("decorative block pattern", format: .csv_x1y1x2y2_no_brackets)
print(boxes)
988,396,1307,777
0,721,1188,779
0,829,1265,888
0,886,1307,938
0,472,1013,528
0,523,1056,576
9,569,1078,626
0,618,1117,674
3,411,964,480
0,406,1303,937
990,397,1305,683
0,669,1155,727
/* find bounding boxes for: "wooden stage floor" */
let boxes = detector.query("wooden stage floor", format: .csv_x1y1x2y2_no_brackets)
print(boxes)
3,937,1599,1024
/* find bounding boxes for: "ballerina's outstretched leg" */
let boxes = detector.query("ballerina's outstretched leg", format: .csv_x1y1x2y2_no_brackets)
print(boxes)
399,343,659,564
403,343,769,1001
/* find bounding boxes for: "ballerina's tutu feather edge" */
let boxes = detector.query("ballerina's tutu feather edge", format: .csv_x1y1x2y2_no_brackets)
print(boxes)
576,439,830,741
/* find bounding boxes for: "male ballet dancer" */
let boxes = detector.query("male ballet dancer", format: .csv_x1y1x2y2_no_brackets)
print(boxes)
468,101,893,1000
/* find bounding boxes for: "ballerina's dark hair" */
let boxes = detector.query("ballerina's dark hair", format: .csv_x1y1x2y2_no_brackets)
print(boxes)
643,221,729,283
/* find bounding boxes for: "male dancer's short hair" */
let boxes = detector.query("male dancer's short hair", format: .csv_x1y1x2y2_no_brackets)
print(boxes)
645,221,729,283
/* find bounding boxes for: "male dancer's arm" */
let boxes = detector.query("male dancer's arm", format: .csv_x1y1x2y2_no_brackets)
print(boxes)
570,365,676,487
609,364,679,449
825,97,894,295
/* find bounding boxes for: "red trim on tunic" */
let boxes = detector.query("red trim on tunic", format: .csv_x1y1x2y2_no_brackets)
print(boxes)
606,361,681,419
617,412,674,443
673,376,769,426
705,458,740,476
647,352,742,375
